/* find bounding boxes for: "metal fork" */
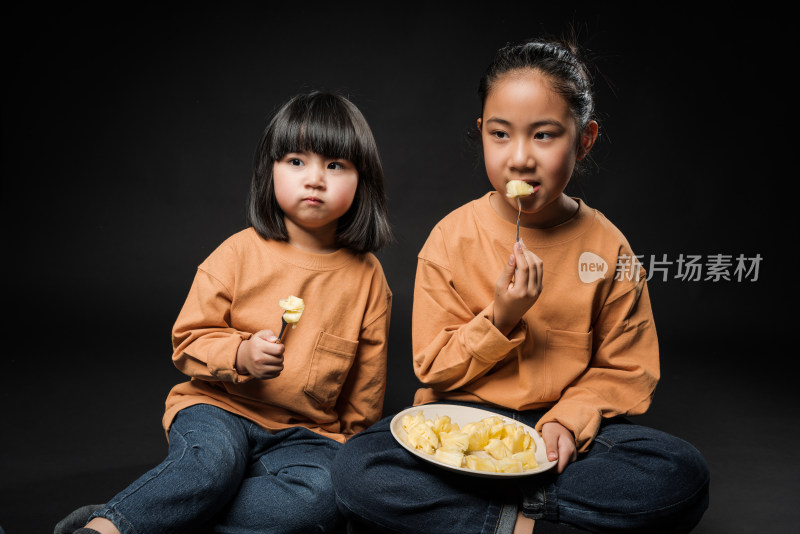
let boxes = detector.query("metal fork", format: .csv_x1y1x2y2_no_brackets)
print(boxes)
278,318,288,341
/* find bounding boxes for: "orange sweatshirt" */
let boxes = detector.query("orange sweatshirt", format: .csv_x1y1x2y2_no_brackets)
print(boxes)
412,193,659,451
163,227,392,443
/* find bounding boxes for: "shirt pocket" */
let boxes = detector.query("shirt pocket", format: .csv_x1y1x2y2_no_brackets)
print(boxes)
544,329,592,394
304,331,359,407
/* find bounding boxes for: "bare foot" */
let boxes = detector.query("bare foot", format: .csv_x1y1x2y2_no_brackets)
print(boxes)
514,511,535,533
84,517,121,534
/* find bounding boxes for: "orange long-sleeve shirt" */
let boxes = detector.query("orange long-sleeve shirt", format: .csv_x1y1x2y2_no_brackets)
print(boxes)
163,228,392,443
412,193,659,451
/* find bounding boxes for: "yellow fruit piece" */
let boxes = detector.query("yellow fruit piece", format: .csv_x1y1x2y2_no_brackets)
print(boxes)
279,295,305,326
511,450,539,469
401,411,425,433
462,422,490,452
433,415,455,435
506,180,535,198
406,421,439,454
502,425,527,453
465,453,498,472
485,438,511,460
496,457,525,473
439,430,470,452
434,448,465,468
482,417,506,439
522,432,534,452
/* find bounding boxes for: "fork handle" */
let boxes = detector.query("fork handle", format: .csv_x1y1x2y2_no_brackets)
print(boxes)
278,319,288,341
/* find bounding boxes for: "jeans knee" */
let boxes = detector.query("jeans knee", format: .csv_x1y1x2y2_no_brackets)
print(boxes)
331,435,381,509
681,440,709,481
672,439,710,512
296,464,336,502
634,434,710,529
220,465,342,534
167,425,247,495
659,434,710,495
603,423,709,487
281,465,342,531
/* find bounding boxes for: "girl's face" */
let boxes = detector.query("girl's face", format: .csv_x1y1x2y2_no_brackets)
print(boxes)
273,151,358,252
478,69,597,228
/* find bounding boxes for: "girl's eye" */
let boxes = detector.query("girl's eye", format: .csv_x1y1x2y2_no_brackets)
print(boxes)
327,161,348,170
288,158,303,166
490,131,509,140
534,132,553,140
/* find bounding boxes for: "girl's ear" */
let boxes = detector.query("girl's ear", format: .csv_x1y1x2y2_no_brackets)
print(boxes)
577,120,599,160
476,117,482,132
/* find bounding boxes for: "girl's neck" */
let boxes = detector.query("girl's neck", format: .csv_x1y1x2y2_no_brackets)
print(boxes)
284,217,340,254
490,192,579,229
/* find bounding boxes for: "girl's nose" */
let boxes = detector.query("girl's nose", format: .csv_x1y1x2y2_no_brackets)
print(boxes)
510,139,535,170
306,163,326,188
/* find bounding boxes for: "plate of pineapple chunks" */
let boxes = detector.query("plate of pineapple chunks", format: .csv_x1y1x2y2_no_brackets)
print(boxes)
390,404,557,477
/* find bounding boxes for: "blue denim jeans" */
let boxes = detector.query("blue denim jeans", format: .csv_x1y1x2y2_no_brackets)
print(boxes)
89,404,343,534
331,402,709,533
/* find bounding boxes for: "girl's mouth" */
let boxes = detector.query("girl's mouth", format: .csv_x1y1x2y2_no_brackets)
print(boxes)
303,197,323,205
513,182,540,197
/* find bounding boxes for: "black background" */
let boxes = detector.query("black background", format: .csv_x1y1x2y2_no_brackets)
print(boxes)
2,3,797,533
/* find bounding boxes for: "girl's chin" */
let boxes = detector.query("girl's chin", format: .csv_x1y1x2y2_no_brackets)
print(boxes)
511,196,541,213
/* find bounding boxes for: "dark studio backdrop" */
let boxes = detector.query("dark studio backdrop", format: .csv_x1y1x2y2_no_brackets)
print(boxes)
2,3,796,533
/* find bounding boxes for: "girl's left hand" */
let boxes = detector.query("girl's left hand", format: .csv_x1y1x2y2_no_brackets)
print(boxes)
541,421,577,474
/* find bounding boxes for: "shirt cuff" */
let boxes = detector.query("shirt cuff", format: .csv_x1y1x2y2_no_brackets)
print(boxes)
462,303,527,363
208,331,255,383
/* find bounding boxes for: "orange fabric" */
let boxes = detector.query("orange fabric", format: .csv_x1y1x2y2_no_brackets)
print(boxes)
412,193,659,451
163,228,391,443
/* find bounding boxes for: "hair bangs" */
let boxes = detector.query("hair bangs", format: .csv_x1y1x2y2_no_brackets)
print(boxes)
268,95,362,165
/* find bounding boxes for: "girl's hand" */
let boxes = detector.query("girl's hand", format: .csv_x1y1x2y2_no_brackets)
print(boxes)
235,329,285,379
493,240,543,336
541,421,577,474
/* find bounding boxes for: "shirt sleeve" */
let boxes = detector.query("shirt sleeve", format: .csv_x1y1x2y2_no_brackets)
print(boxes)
171,265,254,384
412,228,527,391
536,274,660,452
335,285,392,439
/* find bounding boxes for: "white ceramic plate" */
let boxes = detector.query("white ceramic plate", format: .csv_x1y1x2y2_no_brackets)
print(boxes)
390,404,557,478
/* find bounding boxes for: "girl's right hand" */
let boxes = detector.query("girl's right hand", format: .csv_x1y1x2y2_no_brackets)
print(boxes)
541,421,578,474
235,330,285,379
493,240,543,336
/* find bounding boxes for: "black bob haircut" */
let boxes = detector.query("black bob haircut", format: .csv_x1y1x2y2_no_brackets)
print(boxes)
247,91,393,254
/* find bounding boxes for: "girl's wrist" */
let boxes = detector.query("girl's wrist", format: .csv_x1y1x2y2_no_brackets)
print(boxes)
491,309,517,338
235,340,250,375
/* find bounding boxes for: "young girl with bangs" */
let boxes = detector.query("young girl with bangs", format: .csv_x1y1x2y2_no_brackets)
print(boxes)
332,38,709,533
57,91,393,534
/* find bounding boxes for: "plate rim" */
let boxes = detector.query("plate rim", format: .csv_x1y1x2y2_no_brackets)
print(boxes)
390,403,557,478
